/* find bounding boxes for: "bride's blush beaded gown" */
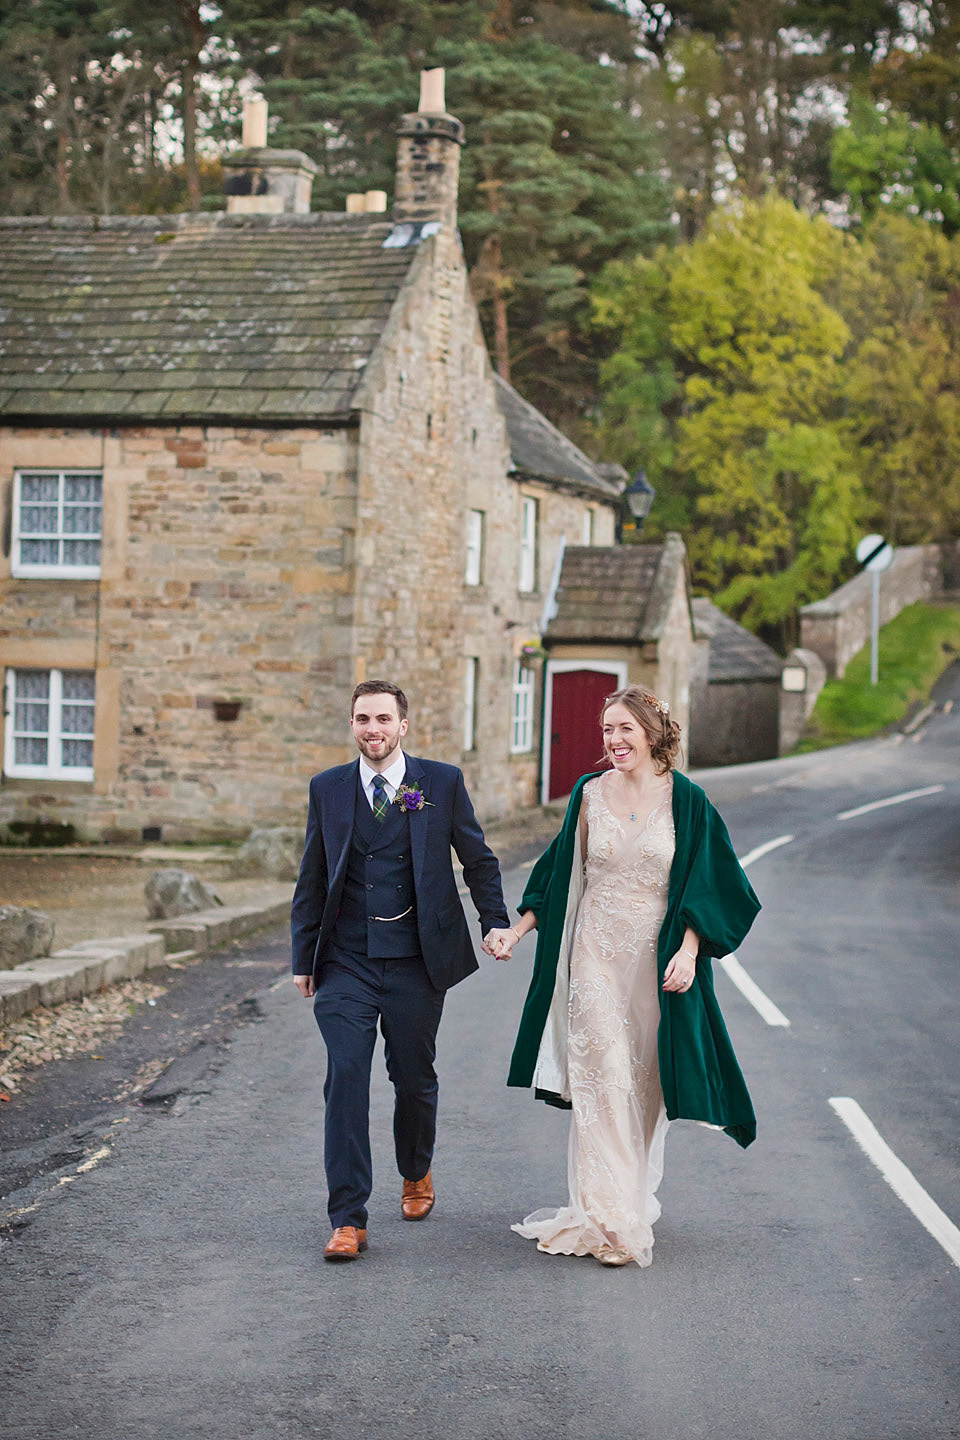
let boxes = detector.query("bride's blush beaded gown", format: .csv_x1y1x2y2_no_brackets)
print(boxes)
512,771,674,1266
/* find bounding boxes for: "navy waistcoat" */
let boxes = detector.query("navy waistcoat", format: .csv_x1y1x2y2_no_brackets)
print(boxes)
332,772,419,958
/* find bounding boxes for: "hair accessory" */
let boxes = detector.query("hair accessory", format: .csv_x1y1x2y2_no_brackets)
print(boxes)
647,693,669,716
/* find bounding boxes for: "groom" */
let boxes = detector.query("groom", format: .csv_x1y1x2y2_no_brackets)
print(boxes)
291,680,510,1261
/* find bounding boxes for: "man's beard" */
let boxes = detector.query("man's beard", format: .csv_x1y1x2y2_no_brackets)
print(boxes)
356,735,398,763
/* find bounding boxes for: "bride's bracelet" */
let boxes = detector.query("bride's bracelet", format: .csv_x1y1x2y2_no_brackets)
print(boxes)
679,947,697,961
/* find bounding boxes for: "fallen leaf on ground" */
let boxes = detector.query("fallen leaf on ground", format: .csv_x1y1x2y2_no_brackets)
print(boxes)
0,978,167,1094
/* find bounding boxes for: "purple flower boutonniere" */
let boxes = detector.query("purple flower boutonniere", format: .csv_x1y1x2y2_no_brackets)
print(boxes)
394,783,433,813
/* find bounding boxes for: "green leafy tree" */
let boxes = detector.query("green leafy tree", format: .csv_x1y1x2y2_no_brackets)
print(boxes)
0,0,143,213
594,196,867,646
841,212,960,544
831,94,960,236
448,38,670,427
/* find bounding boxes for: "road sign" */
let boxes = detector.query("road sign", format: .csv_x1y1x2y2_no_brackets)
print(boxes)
857,533,893,573
855,534,892,685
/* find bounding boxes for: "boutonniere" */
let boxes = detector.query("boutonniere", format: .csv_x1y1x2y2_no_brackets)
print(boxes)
394,783,433,813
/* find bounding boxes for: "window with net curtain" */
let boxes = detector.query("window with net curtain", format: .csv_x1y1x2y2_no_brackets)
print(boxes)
4,670,95,780
13,471,102,577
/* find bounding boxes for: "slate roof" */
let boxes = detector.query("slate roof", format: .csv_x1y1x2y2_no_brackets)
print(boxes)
0,212,417,423
546,536,688,644
692,598,783,682
494,374,624,501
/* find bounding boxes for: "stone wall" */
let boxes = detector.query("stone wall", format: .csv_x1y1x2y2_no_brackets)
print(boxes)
800,544,944,678
688,678,780,767
1,422,360,841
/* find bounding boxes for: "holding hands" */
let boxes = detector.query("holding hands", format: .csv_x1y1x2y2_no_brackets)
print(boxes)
483,926,520,961
483,912,536,961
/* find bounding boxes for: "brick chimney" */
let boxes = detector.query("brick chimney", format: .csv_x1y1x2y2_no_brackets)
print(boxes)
223,98,318,215
393,69,464,230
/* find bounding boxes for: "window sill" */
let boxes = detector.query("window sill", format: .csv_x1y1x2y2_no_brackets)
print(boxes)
11,569,102,582
2,774,95,791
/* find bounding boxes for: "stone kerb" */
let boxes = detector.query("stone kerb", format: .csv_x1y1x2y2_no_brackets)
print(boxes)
0,972,42,1026
1,898,292,1024
10,933,166,1013
148,899,292,954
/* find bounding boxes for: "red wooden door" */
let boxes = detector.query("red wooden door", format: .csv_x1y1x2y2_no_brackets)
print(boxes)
548,669,618,800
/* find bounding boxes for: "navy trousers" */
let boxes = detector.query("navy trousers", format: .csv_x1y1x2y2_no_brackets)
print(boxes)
313,948,445,1229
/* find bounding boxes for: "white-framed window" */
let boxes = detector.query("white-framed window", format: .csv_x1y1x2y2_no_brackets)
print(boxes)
12,470,103,578
519,496,538,593
465,509,484,586
463,657,478,751
3,669,96,780
510,662,535,753
580,508,594,545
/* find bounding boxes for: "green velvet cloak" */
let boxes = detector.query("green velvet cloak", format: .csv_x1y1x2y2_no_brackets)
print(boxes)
506,769,761,1148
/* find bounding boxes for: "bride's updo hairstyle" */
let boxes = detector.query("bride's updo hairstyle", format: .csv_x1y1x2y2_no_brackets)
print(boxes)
601,686,682,776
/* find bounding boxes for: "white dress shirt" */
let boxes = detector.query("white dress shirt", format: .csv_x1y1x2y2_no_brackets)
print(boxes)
358,749,407,813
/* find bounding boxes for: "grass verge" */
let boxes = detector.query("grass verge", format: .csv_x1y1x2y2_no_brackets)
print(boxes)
793,602,960,753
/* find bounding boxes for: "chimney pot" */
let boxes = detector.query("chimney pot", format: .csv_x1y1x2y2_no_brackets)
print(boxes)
346,193,367,213
394,69,464,231
419,68,446,113
365,190,387,213
242,97,268,148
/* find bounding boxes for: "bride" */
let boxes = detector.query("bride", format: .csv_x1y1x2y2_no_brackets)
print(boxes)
487,685,760,1267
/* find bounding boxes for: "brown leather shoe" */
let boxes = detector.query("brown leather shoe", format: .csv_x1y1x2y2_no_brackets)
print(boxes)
401,1169,435,1221
323,1226,368,1262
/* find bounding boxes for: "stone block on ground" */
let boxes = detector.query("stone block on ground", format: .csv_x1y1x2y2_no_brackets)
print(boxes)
233,827,303,881
148,901,291,954
145,869,222,920
12,954,98,1007
0,906,55,970
0,971,42,1026
54,933,166,985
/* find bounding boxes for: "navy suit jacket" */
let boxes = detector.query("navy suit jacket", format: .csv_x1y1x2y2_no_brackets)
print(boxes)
291,754,509,992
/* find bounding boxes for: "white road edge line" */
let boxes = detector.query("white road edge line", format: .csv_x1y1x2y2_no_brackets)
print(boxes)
718,954,791,1028
739,834,794,868
829,1097,960,1271
837,785,945,821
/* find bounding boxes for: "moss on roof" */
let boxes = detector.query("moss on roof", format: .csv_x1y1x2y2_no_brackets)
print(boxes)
0,212,415,424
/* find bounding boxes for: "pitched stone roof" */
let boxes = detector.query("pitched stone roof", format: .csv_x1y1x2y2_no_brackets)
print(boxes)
692,598,783,681
0,212,417,423
546,534,688,644
494,374,624,501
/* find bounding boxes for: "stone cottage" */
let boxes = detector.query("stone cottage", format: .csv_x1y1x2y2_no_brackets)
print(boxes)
688,598,783,767
0,74,628,840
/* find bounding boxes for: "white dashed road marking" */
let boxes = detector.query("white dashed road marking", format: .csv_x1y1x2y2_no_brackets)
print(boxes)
829,1097,960,1270
837,785,945,821
717,954,790,1028
738,834,794,868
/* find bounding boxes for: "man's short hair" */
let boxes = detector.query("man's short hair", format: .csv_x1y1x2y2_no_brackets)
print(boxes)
351,680,408,721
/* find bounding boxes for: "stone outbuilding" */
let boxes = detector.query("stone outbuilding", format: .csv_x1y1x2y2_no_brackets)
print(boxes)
541,534,694,800
0,77,626,839
688,599,784,767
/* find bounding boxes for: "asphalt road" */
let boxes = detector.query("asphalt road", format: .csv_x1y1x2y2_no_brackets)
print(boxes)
1,693,958,1440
